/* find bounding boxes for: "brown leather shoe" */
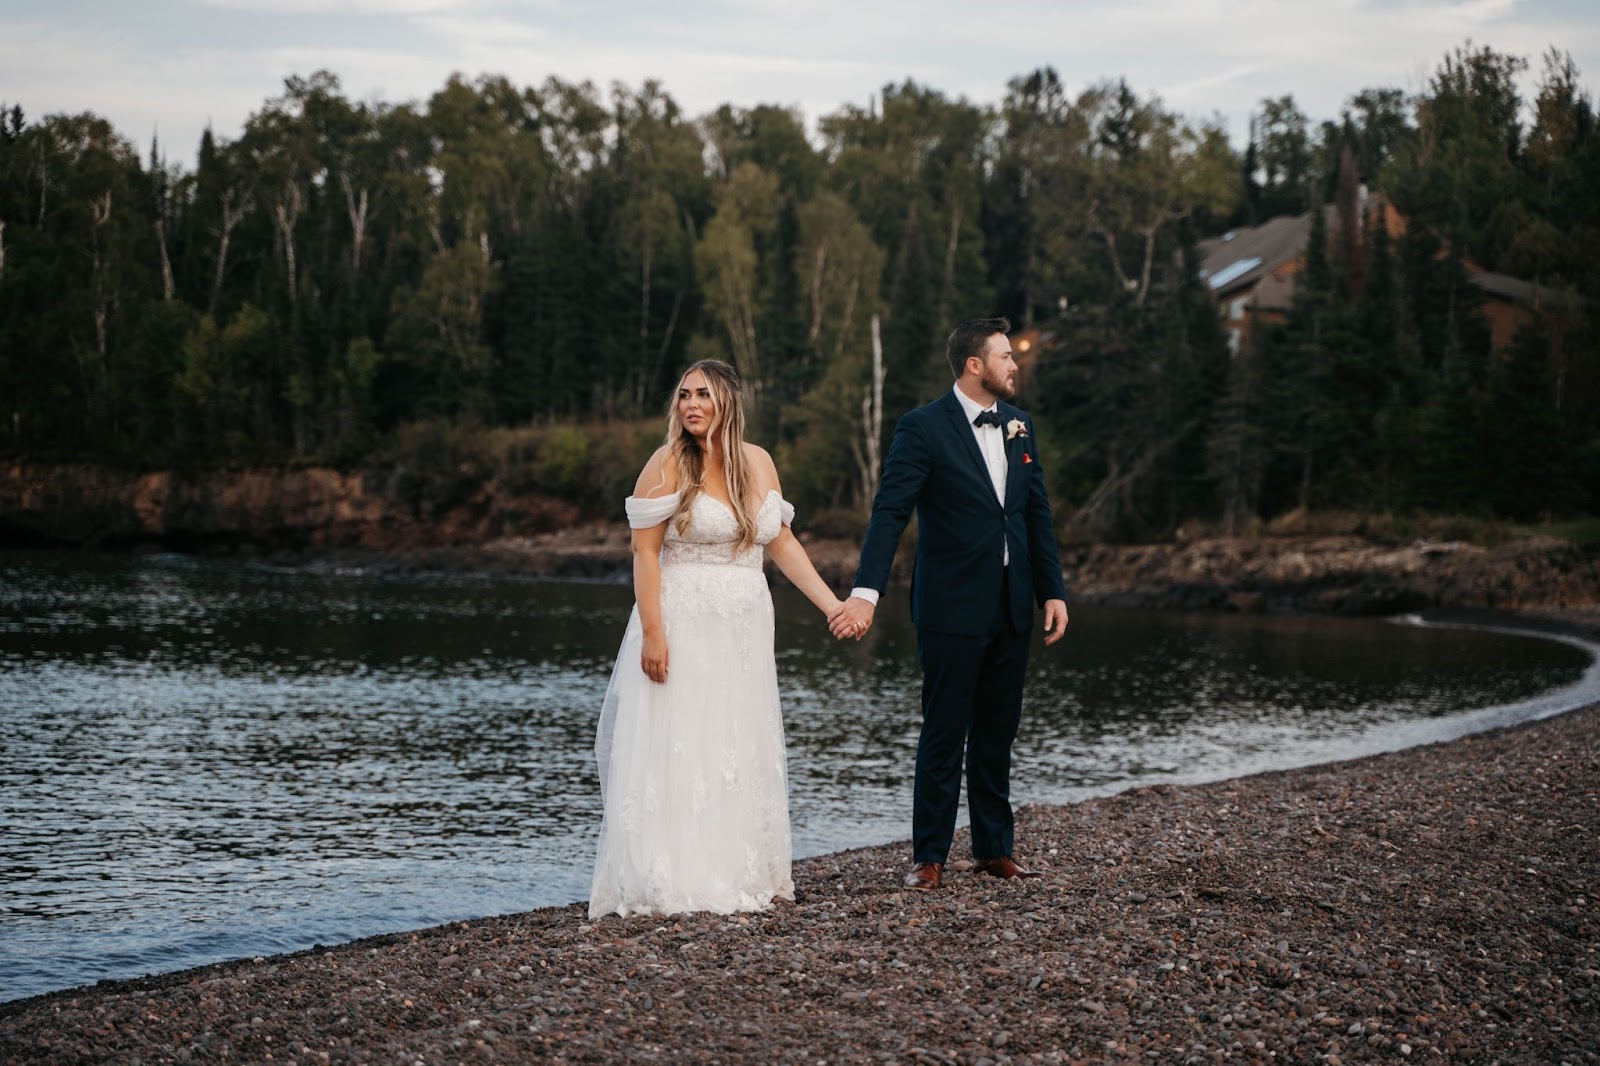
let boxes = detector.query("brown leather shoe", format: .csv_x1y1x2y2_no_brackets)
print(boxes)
974,856,1041,879
903,862,943,891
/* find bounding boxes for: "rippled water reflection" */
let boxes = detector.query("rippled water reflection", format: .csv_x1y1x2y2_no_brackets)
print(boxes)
1,551,1594,1003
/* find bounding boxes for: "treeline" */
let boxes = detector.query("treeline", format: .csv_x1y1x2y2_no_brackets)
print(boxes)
0,41,1595,535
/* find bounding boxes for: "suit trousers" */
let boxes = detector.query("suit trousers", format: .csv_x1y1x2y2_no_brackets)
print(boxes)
912,572,1030,864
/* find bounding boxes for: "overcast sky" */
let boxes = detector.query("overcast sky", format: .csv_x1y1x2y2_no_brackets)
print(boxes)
5,0,1597,166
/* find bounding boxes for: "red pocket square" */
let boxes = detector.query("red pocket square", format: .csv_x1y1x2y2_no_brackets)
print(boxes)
1023,453,1033,464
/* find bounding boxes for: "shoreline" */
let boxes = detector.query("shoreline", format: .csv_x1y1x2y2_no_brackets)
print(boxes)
3,458,1596,619
4,701,1597,1063
117,525,1600,622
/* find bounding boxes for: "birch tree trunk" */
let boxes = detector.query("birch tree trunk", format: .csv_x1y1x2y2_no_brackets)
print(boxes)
851,314,887,510
210,189,248,316
652,289,683,391
339,173,369,276
935,200,962,330
1096,225,1136,295
1020,180,1036,329
834,279,860,361
273,182,302,305
34,140,47,226
715,257,761,386
648,202,697,391
84,190,114,433
807,240,828,345
1137,226,1158,306
154,217,175,302
637,235,652,405
90,191,112,362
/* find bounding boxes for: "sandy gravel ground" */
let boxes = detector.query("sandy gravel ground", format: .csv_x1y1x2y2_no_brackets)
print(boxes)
3,705,1597,1064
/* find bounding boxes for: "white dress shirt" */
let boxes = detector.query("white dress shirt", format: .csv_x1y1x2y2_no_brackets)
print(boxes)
852,385,1008,606
951,385,1010,511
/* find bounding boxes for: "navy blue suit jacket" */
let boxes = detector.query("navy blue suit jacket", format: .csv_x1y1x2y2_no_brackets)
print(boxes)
853,391,1068,636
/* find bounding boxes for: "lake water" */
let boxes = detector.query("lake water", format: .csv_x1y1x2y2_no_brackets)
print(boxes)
2,550,1597,1003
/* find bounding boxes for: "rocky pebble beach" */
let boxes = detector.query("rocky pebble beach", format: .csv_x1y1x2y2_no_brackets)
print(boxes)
4,701,1597,1064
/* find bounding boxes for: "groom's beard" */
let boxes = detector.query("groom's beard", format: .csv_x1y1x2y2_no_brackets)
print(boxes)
982,365,1017,400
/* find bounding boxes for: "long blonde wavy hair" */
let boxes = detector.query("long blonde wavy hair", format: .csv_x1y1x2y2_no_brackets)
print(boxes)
666,359,758,552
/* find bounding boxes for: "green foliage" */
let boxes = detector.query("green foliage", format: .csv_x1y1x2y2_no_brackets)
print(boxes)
1481,323,1589,519
175,303,285,461
383,419,660,518
1252,95,1313,217
1193,43,1598,534
1528,516,1600,547
321,337,382,461
383,420,478,519
536,426,590,495
506,421,661,506
1389,42,1530,264
1,44,1594,537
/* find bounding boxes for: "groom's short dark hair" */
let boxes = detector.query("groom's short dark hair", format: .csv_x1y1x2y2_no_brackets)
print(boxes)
946,317,1011,378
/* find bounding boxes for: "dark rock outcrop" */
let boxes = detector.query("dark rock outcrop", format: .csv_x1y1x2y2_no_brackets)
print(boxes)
1056,534,1600,615
4,463,1597,616
0,462,582,555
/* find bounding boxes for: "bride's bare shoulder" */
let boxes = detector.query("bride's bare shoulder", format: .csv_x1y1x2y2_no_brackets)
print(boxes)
741,443,781,494
634,446,679,499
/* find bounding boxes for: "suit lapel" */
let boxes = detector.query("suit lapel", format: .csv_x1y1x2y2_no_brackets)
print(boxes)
942,393,996,501
1000,405,1027,507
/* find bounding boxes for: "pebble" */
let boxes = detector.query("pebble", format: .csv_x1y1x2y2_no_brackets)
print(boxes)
3,702,1596,1065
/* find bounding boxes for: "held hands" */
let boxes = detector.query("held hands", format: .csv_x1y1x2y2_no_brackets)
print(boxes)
829,596,876,641
824,596,1062,643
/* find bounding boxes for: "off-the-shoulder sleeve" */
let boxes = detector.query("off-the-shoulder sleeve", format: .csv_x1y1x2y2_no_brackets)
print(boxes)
624,492,680,529
778,495,796,527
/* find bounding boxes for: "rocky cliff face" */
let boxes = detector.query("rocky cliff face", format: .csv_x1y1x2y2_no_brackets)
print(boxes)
0,462,581,553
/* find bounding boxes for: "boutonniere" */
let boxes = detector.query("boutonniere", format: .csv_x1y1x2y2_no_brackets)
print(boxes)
1023,452,1033,464
1006,419,1027,441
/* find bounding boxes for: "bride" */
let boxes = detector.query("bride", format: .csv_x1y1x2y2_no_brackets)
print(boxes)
588,359,850,919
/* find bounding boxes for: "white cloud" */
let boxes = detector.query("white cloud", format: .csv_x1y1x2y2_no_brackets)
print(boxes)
4,0,1597,164
192,0,497,13
410,13,553,48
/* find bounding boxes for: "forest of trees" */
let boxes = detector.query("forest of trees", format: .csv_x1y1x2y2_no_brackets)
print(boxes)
1,41,1595,538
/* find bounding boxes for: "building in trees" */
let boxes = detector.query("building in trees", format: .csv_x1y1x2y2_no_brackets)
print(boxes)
1468,270,1587,355
1197,192,1582,359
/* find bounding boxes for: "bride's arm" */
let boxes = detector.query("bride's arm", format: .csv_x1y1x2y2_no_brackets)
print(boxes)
634,524,669,683
633,448,676,683
748,445,843,619
767,527,843,619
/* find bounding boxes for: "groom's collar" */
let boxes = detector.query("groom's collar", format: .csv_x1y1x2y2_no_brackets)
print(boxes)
951,384,999,425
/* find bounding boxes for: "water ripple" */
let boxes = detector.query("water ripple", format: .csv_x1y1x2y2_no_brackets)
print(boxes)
0,552,1592,1003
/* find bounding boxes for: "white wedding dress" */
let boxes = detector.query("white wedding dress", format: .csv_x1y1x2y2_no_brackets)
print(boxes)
588,488,796,919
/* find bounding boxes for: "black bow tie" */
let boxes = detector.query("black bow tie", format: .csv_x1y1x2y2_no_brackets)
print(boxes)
973,409,1003,429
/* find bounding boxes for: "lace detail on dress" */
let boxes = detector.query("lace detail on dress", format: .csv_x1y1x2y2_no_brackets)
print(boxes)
589,486,795,920
659,490,785,569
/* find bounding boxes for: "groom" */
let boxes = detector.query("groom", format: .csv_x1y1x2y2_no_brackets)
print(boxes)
831,317,1069,891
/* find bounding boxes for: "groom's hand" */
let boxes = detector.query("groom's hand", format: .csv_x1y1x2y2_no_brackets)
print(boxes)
830,597,876,641
1042,599,1070,646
